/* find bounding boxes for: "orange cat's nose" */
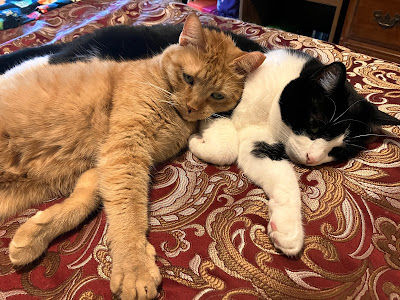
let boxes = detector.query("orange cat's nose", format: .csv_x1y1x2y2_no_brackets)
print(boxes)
187,104,197,114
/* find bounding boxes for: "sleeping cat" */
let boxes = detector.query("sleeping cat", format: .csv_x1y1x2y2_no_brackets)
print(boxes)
188,48,400,256
0,14,265,300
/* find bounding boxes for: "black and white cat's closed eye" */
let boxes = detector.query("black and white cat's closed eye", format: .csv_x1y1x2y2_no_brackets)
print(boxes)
183,73,194,85
308,119,324,134
211,92,224,100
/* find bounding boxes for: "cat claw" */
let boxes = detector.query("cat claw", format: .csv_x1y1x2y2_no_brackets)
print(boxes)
268,221,304,256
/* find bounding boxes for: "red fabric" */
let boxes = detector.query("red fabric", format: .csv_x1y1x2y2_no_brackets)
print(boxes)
1,1,400,299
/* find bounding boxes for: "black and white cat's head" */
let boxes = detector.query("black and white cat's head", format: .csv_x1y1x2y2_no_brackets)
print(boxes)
279,59,400,166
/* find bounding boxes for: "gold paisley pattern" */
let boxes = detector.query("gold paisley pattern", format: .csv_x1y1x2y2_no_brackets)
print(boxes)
1,0,400,299
372,218,400,269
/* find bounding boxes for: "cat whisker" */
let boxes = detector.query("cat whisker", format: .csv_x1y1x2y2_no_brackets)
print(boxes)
147,46,157,57
157,99,176,107
327,96,337,123
137,81,173,96
348,133,391,139
331,99,364,124
331,118,368,127
344,142,367,150
277,125,290,140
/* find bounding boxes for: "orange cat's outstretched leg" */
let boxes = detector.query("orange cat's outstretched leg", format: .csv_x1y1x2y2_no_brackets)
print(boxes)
9,168,100,265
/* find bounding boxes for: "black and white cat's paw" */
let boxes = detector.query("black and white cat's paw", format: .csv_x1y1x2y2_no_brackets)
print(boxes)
188,133,237,165
188,133,204,147
188,134,207,160
189,118,239,166
267,212,304,256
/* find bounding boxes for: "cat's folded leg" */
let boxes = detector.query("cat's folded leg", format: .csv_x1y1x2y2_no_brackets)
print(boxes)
237,139,304,256
9,168,100,265
188,118,239,165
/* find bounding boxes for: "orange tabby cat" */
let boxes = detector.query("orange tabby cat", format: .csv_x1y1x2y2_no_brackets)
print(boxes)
0,14,265,300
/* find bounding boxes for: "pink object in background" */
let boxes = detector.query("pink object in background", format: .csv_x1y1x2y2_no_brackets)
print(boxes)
187,0,217,14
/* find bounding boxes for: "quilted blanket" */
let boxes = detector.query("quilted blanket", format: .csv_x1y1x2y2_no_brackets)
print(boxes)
0,0,400,299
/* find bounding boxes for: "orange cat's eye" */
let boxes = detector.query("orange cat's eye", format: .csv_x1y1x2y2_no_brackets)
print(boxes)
211,92,224,100
183,73,194,85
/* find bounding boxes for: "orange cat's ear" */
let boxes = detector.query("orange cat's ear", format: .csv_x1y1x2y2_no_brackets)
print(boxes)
233,51,266,75
179,14,206,50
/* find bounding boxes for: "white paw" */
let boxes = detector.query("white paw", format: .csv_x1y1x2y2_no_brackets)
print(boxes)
268,215,304,256
188,134,204,149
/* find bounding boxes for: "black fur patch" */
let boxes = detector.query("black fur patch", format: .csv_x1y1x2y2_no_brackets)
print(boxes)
251,142,288,160
0,44,63,74
0,24,266,74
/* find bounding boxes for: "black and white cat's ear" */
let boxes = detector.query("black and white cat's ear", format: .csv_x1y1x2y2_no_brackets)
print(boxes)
312,62,347,94
370,104,400,126
233,51,266,75
179,14,205,50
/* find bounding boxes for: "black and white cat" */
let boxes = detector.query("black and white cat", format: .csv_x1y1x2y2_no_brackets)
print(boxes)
189,49,400,255
2,25,399,256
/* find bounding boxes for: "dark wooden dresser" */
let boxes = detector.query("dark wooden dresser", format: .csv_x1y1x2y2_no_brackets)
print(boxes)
339,0,400,63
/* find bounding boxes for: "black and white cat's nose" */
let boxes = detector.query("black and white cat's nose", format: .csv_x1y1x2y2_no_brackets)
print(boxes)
306,153,317,165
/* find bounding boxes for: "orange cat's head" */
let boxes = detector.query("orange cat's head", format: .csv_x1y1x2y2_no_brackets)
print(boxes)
160,14,265,121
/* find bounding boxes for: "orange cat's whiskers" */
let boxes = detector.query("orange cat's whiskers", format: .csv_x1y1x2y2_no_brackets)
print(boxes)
157,99,176,107
137,81,172,97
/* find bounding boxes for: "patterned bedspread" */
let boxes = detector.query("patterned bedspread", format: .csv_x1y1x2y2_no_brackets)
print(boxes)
0,1,400,299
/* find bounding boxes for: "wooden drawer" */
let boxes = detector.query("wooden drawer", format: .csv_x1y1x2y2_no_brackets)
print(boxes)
340,0,400,63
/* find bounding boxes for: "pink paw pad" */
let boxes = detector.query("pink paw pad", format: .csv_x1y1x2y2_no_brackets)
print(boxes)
270,221,278,231
269,221,281,246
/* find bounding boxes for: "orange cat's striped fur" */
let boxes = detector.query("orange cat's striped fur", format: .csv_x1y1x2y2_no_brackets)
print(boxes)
0,14,265,300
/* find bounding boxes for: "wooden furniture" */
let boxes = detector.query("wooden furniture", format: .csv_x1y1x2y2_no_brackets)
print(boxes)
340,0,400,63
305,0,344,42
239,0,344,43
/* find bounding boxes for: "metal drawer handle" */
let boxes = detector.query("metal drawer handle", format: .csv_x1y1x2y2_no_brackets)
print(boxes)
373,11,400,28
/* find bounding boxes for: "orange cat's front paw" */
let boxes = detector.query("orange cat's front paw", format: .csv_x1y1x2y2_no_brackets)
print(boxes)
110,243,162,300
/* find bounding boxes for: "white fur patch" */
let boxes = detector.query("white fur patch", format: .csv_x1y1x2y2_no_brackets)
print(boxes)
2,56,50,80
285,131,345,166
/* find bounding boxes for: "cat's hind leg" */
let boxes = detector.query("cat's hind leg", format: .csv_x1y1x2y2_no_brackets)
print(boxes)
238,138,304,256
9,168,100,265
189,118,239,165
0,184,52,221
